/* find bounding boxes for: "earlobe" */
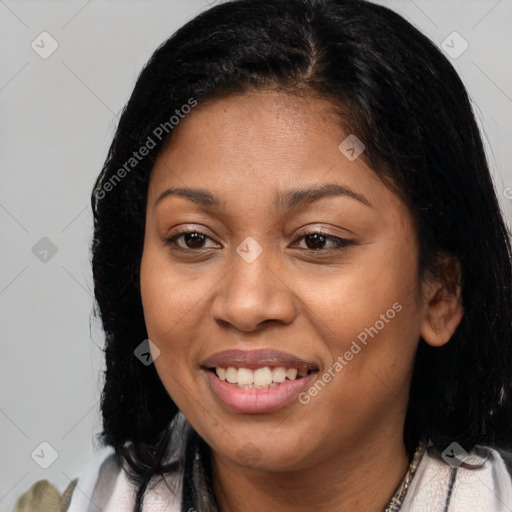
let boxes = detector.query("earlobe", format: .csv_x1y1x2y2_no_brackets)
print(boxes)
420,254,464,347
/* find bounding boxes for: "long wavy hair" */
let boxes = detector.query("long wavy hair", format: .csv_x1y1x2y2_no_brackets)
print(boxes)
90,0,512,510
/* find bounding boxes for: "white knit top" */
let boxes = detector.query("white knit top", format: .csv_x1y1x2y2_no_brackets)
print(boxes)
67,428,512,512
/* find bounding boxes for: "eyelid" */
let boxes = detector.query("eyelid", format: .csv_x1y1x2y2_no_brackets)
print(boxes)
164,225,354,252
292,230,353,251
164,225,218,248
164,223,218,240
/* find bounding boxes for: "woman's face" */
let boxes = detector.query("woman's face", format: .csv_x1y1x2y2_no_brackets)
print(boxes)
140,90,435,471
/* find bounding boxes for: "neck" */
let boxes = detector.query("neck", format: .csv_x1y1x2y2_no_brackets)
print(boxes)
211,429,411,512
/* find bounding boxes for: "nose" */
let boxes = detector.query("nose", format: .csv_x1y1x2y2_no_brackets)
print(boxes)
210,239,297,332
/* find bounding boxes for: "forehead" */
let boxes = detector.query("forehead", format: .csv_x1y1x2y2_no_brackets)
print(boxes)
148,90,383,207
145,90,416,252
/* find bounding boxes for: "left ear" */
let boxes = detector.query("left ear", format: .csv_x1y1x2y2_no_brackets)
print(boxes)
420,251,464,347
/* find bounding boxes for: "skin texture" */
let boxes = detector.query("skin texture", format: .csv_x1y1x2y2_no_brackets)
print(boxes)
140,90,463,512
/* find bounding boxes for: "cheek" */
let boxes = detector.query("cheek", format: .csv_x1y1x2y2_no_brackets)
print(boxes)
139,246,219,402
311,243,420,345
305,236,422,397
140,245,208,340
139,275,194,412
140,249,192,377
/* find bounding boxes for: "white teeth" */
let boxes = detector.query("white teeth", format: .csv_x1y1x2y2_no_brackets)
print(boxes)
272,367,287,382
213,365,309,387
237,368,254,385
254,367,273,386
286,368,298,380
226,367,238,383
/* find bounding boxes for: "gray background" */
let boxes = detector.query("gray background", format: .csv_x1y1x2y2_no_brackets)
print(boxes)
1,0,511,510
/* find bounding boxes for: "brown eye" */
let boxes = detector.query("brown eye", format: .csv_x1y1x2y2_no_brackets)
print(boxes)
164,229,352,253
165,230,217,250
295,231,352,251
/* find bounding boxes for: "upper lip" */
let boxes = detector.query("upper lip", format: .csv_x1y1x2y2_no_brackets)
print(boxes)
201,348,318,371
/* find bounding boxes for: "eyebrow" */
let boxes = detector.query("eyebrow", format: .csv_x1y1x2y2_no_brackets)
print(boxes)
154,183,372,211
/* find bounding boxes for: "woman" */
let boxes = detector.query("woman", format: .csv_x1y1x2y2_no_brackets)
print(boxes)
14,0,512,510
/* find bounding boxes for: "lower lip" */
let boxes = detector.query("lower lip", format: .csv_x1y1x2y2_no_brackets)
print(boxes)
204,369,318,414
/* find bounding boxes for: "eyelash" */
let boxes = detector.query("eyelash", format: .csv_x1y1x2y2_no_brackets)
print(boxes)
164,228,352,253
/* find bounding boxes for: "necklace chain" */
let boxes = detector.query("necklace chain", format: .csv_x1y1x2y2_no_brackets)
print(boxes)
382,440,428,512
193,438,428,512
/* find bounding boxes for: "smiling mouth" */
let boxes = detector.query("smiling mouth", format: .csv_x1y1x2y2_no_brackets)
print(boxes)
206,366,318,390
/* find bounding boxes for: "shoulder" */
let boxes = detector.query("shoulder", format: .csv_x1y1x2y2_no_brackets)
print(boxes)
66,446,183,512
66,445,120,511
402,443,512,512
450,446,512,511
70,414,190,511
11,447,116,512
